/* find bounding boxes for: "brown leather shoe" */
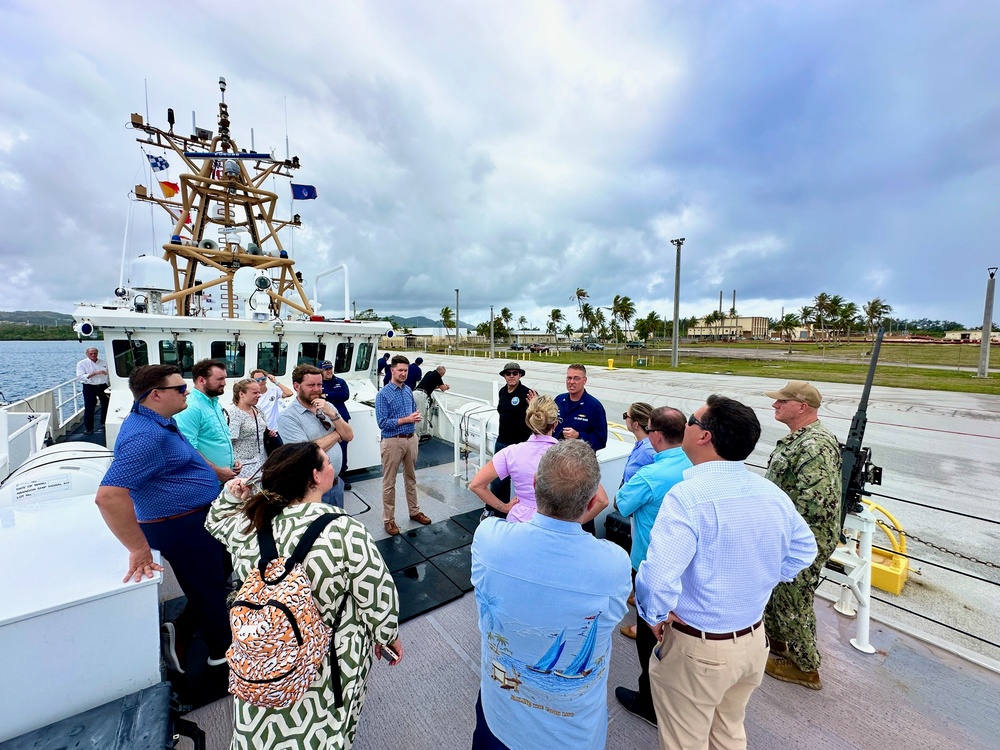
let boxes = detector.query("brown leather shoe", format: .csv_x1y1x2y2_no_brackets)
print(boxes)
410,512,432,525
384,519,400,536
619,624,637,640
765,654,822,690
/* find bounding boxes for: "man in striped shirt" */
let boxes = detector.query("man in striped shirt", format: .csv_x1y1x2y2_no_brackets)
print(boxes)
375,355,432,536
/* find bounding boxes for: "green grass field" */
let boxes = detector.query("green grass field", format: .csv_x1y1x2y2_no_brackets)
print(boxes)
433,341,1000,396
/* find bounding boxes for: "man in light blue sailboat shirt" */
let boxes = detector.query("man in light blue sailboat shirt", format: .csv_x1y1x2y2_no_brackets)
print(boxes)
471,440,631,750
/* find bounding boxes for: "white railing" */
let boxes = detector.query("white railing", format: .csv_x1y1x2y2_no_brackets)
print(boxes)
0,378,85,460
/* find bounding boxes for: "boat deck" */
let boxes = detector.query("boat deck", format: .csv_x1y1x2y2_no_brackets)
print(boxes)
169,458,1000,750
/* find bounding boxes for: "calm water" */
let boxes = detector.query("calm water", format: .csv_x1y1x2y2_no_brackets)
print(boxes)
0,340,100,403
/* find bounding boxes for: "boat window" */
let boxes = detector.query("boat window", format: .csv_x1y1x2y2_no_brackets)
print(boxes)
159,340,195,378
355,342,374,372
257,342,288,376
334,342,354,373
111,339,149,377
210,341,246,377
297,342,327,367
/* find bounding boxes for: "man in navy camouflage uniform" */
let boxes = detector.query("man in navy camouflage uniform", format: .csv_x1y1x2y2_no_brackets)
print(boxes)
763,381,842,689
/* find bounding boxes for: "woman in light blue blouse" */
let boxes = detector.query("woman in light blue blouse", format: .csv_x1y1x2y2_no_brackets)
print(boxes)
620,402,655,486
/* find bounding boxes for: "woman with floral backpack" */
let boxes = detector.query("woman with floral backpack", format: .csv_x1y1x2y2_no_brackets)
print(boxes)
206,442,401,749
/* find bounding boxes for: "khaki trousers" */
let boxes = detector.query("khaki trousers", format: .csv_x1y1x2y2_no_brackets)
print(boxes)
380,435,420,522
649,623,768,750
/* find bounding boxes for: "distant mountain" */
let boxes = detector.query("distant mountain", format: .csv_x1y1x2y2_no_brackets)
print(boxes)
386,314,473,329
0,310,75,326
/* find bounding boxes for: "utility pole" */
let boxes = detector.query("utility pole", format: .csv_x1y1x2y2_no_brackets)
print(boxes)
490,305,495,360
352,300,357,320
455,288,460,349
670,238,684,368
976,267,997,378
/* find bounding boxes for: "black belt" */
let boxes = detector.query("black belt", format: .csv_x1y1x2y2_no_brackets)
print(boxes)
140,505,209,524
671,618,763,641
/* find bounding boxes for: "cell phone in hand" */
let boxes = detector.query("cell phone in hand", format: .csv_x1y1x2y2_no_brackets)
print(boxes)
380,644,399,663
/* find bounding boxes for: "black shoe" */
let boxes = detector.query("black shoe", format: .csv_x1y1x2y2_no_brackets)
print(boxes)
84,430,94,435
615,686,657,727
343,481,352,491
418,435,431,444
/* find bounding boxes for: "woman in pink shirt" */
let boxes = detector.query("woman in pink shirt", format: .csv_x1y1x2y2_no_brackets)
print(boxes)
470,395,561,522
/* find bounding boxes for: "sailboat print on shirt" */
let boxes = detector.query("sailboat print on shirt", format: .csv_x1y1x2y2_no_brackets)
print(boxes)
527,613,600,679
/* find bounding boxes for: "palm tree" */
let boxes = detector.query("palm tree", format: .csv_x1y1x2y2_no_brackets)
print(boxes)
573,288,589,332
517,315,528,331
813,292,833,342
440,306,455,346
837,301,860,342
612,295,636,342
548,308,565,338
827,295,845,345
579,302,594,337
863,298,893,340
499,307,513,329
771,313,801,353
799,305,816,339
634,311,661,342
592,308,607,340
703,311,724,341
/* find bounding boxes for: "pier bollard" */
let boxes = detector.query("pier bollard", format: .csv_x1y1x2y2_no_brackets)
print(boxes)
607,358,615,370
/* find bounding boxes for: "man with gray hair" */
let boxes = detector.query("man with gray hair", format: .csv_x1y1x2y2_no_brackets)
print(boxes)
76,346,110,435
471,440,631,749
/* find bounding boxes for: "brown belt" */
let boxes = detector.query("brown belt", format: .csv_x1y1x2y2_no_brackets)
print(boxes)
671,618,763,641
384,434,414,439
140,505,210,524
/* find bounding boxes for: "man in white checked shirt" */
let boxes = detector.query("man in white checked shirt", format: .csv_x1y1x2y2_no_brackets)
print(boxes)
635,395,817,750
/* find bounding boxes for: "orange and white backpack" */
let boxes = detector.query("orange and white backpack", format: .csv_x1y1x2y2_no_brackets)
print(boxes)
227,513,348,708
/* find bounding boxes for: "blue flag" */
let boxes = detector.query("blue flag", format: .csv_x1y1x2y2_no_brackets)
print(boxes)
146,154,169,172
291,183,317,200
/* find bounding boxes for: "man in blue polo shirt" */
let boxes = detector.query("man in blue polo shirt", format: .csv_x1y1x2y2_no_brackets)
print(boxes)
175,359,239,482
553,364,607,451
472,440,631,749
95,364,231,674
613,405,691,726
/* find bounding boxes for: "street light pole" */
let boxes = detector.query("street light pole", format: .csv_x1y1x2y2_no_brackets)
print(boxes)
976,267,997,378
490,305,495,360
670,238,685,368
455,288,460,349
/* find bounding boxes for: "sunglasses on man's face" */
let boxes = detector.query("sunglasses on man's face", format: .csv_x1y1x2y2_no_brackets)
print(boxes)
687,413,709,430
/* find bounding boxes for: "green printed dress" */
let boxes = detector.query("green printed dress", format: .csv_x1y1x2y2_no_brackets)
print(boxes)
206,489,399,749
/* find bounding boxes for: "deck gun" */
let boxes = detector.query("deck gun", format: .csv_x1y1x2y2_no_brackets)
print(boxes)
840,326,885,533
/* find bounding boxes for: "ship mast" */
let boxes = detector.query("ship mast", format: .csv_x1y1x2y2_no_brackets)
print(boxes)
128,78,313,318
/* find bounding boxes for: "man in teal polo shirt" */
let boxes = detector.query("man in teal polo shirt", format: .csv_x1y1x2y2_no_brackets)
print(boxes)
175,359,240,482
613,405,691,726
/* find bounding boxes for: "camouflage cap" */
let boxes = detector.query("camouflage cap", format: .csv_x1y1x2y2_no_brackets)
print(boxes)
764,380,821,408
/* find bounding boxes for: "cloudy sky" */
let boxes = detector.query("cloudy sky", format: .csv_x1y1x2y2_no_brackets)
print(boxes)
1,1,998,329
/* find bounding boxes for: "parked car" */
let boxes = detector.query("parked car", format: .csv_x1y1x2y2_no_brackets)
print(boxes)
570,342,584,351
528,343,550,353
625,341,645,349
585,342,605,351
509,343,525,351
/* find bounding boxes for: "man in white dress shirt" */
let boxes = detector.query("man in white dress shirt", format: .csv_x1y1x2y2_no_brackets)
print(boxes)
76,347,110,434
636,394,817,750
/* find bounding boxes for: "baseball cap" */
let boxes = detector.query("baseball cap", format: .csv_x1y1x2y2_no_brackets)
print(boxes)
499,361,526,376
764,381,821,408
319,360,333,370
